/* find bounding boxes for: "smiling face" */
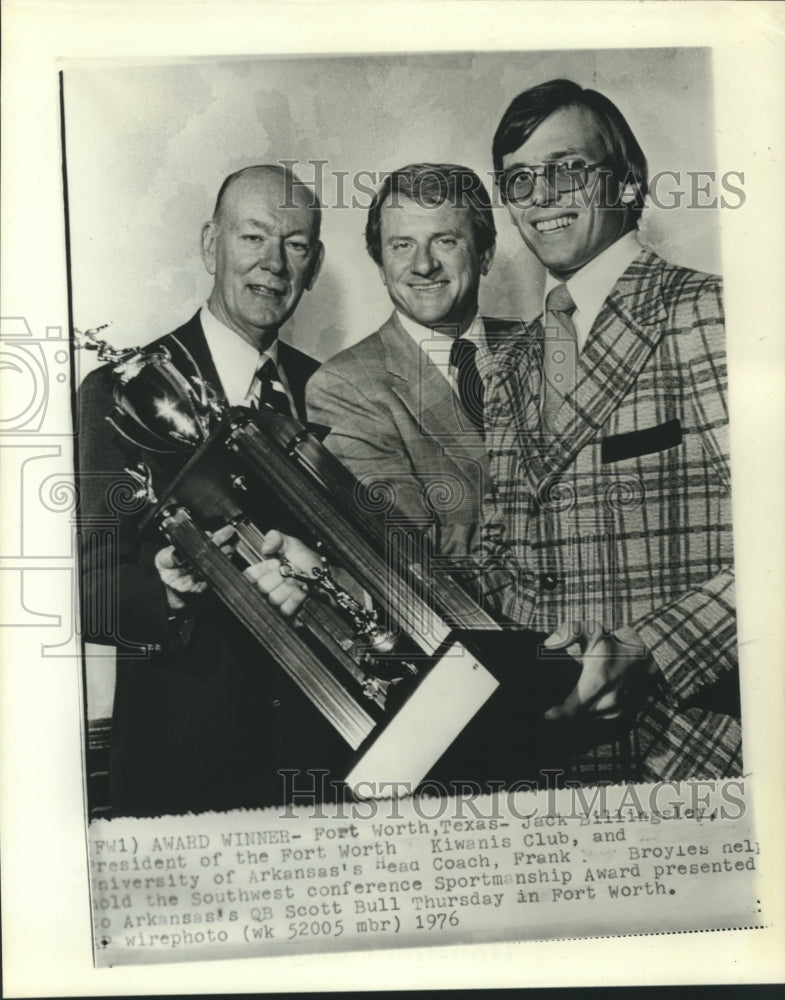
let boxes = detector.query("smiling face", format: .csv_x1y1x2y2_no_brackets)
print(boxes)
501,105,635,280
201,168,323,349
378,195,493,334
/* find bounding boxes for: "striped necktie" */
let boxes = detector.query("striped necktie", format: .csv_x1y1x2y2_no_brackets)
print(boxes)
449,336,484,433
542,283,578,430
251,355,292,416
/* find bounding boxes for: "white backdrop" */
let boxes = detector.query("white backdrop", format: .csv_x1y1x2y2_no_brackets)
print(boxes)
63,47,720,378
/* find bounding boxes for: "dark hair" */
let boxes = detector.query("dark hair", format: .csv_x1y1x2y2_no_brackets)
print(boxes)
212,163,322,241
365,163,496,266
492,79,648,220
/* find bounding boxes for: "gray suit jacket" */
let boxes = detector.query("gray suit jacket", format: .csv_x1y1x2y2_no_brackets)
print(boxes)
307,311,521,562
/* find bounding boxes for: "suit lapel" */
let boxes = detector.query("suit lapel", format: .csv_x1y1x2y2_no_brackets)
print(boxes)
514,250,670,485
159,313,317,422
278,341,319,421
380,313,486,456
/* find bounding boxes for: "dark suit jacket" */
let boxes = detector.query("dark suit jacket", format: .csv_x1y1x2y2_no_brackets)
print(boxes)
77,311,340,817
307,312,521,566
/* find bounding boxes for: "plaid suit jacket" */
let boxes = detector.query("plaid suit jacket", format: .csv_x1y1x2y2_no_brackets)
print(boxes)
474,248,741,781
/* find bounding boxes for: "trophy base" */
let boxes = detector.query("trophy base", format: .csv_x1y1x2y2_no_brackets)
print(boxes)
344,641,499,798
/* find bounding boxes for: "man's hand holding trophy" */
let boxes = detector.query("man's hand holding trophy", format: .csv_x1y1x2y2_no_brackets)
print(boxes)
76,324,577,798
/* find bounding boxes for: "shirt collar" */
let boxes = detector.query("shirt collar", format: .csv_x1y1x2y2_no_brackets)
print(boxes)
395,308,484,343
200,304,279,406
396,309,453,348
395,310,485,385
543,231,642,350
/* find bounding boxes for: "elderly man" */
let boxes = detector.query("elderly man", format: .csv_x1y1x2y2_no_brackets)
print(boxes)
476,79,741,782
78,164,335,816
307,163,520,565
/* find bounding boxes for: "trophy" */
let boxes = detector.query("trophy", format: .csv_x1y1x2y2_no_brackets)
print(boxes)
77,327,578,796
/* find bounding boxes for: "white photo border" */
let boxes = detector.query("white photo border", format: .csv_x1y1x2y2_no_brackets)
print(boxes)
2,1,784,994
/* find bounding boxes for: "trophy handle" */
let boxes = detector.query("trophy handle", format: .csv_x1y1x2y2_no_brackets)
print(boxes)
74,324,138,365
167,333,226,434
123,462,158,505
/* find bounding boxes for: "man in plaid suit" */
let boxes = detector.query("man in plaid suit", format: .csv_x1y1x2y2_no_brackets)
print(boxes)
475,79,741,782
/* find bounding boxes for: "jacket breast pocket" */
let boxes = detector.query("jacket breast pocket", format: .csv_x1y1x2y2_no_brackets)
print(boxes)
601,418,682,465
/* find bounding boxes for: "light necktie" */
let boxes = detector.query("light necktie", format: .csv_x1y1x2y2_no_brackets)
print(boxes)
251,355,292,416
542,283,578,430
449,336,484,433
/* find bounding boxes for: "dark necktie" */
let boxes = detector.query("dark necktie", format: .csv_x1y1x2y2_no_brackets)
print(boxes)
449,336,484,433
542,283,578,430
251,355,292,416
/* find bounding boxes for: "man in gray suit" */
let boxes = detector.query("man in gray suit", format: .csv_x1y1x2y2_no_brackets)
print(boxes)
307,163,518,566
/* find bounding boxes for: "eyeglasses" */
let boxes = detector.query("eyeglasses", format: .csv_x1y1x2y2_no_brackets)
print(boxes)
498,158,609,206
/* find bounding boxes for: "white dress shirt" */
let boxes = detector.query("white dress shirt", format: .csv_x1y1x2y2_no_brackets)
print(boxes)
395,309,486,393
543,231,643,352
199,304,295,411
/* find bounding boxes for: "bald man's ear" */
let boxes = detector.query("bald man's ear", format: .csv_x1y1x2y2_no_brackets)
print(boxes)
200,221,218,276
305,241,325,291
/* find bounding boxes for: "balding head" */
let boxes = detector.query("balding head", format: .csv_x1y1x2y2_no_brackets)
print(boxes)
201,164,324,349
212,164,322,240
